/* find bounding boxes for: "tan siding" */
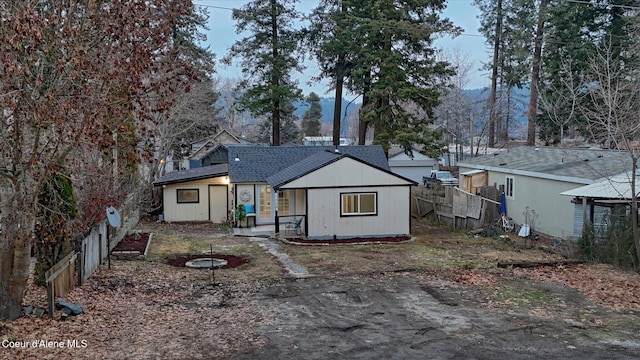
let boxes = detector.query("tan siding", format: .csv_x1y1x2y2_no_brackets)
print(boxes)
162,177,230,222
281,157,412,189
307,186,410,239
458,166,584,238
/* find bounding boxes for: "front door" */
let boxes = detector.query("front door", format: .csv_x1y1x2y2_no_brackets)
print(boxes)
209,185,228,223
257,185,272,223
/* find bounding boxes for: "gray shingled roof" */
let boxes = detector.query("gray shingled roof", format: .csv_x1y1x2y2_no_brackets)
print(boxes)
189,144,226,161
153,163,228,186
458,146,632,182
227,145,390,183
266,150,418,189
265,151,343,189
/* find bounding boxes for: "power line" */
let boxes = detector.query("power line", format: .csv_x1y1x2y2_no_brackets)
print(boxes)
193,1,486,38
564,0,640,11
193,3,235,11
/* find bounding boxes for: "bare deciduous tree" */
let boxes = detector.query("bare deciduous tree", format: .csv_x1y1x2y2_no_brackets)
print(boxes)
0,0,198,320
579,39,640,265
538,55,582,143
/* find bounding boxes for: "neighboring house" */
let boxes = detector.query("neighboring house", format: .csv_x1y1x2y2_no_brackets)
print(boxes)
457,146,632,238
179,129,249,171
560,172,640,238
189,144,230,169
388,147,438,184
303,136,352,146
192,129,244,153
154,145,416,240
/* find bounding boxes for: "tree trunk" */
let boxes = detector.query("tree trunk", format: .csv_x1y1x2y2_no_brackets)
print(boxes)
0,191,35,321
487,0,502,148
632,158,640,266
527,0,547,146
333,69,344,147
333,2,346,147
271,0,280,146
358,70,371,145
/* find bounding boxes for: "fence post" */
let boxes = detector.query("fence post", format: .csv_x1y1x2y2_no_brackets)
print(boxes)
45,251,77,319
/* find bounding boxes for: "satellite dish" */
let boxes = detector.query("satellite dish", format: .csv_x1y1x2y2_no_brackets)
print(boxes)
106,206,121,227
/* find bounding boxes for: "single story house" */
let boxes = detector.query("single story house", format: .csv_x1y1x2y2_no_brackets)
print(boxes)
388,147,438,184
153,145,416,240
560,172,640,238
457,146,632,238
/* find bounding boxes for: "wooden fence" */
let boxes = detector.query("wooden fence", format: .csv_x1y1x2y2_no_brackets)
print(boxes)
79,221,108,284
46,251,78,318
44,198,139,317
412,185,502,230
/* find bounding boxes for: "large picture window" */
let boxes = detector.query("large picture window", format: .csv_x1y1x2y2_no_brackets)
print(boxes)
177,189,199,203
341,192,377,216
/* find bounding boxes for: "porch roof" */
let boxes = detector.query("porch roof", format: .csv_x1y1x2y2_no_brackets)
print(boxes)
153,163,228,186
560,172,640,199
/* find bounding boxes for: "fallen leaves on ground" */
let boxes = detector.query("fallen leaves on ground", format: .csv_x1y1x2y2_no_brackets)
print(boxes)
514,264,640,312
1,261,276,360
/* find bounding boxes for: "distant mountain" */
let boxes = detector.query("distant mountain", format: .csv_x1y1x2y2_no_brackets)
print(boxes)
463,86,531,129
218,87,531,133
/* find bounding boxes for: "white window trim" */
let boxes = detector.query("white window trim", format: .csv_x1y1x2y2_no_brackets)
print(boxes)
340,192,377,216
505,176,515,199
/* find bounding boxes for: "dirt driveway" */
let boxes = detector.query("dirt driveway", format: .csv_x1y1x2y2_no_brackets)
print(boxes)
3,219,640,359
234,272,639,359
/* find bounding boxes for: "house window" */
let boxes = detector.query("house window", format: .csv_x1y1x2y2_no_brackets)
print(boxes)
177,189,199,203
505,176,514,199
278,190,291,217
341,192,377,216
259,186,271,218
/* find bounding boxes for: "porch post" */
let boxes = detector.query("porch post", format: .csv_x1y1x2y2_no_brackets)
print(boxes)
274,190,279,234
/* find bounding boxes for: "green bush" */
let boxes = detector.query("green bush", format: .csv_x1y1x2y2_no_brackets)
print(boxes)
235,204,246,224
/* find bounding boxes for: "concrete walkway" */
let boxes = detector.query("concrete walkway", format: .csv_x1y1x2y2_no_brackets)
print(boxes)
248,237,309,278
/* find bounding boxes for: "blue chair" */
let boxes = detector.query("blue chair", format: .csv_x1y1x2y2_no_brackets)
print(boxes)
285,217,303,236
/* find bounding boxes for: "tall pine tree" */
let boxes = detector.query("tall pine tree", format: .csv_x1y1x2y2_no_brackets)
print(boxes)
539,0,639,144
345,1,460,156
474,0,537,145
301,92,323,136
223,0,303,146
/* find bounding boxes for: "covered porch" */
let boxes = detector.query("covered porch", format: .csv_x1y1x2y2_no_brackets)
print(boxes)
232,219,305,239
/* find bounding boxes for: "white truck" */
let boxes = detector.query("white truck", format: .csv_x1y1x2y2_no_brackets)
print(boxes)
423,170,458,188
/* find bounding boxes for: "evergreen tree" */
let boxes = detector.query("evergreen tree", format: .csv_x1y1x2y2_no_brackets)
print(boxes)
474,0,537,145
223,0,304,146
307,0,352,145
346,1,460,156
539,0,638,144
309,1,459,154
301,92,323,136
254,100,301,144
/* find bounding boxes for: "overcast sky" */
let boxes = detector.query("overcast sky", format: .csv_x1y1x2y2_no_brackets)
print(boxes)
195,0,490,95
